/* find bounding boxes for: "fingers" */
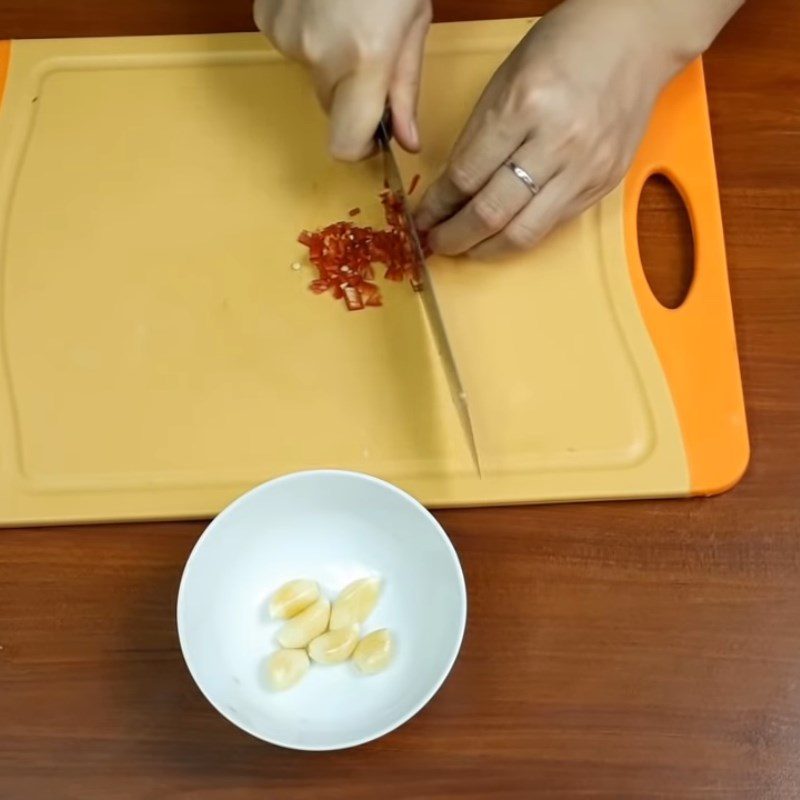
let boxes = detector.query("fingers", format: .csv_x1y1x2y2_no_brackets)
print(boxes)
427,141,560,256
415,98,527,231
328,68,391,161
257,3,431,162
414,170,468,234
317,13,429,161
389,12,430,153
467,168,584,260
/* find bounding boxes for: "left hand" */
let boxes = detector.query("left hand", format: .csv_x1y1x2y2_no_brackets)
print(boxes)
414,0,703,259
254,0,432,161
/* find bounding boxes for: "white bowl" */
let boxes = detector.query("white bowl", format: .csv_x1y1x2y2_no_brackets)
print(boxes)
177,470,467,750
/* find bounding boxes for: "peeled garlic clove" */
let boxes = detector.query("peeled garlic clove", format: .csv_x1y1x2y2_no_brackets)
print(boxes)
266,648,309,691
330,577,381,630
353,629,394,675
269,579,320,620
308,624,360,665
277,597,330,648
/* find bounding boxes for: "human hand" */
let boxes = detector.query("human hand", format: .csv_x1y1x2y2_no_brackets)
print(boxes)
415,0,742,259
254,0,432,161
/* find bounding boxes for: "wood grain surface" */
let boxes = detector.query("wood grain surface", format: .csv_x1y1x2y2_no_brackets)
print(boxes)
1,1,799,798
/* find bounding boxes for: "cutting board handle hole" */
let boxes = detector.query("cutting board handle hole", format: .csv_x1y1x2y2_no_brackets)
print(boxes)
637,174,695,309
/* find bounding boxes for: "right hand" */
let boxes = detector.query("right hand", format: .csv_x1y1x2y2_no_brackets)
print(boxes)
254,0,432,161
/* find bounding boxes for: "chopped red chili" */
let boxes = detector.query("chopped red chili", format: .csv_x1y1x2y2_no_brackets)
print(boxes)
343,285,365,311
297,184,426,311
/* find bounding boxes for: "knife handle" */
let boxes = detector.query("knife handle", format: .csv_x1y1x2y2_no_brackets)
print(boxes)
376,105,393,142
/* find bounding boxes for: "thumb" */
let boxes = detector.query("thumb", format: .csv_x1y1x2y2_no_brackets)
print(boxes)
389,13,430,153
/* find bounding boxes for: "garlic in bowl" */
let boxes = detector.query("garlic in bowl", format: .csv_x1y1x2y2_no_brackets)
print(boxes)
177,470,467,751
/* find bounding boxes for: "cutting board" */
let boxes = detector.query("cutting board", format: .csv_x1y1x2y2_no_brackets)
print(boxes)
0,20,748,525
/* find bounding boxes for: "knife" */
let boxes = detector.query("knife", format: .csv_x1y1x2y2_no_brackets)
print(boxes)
375,112,481,476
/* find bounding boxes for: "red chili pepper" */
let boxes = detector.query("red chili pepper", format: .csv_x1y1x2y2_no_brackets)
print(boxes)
298,187,425,311
361,282,382,307
343,285,365,311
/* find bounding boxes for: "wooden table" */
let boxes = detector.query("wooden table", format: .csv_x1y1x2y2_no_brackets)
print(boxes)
1,2,798,797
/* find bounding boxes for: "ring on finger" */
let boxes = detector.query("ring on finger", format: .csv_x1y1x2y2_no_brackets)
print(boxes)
504,161,541,196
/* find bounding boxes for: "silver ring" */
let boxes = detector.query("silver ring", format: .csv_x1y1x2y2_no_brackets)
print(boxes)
505,161,540,196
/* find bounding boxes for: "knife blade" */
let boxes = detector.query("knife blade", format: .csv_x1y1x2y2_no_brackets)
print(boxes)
375,114,481,476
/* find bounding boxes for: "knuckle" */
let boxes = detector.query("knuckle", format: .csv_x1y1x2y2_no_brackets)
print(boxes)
562,116,590,145
506,82,546,118
505,221,540,251
298,30,324,62
592,142,616,174
446,161,482,196
586,157,624,197
471,195,507,232
353,36,386,67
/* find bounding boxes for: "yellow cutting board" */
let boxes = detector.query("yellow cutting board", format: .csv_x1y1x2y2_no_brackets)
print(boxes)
0,20,748,525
